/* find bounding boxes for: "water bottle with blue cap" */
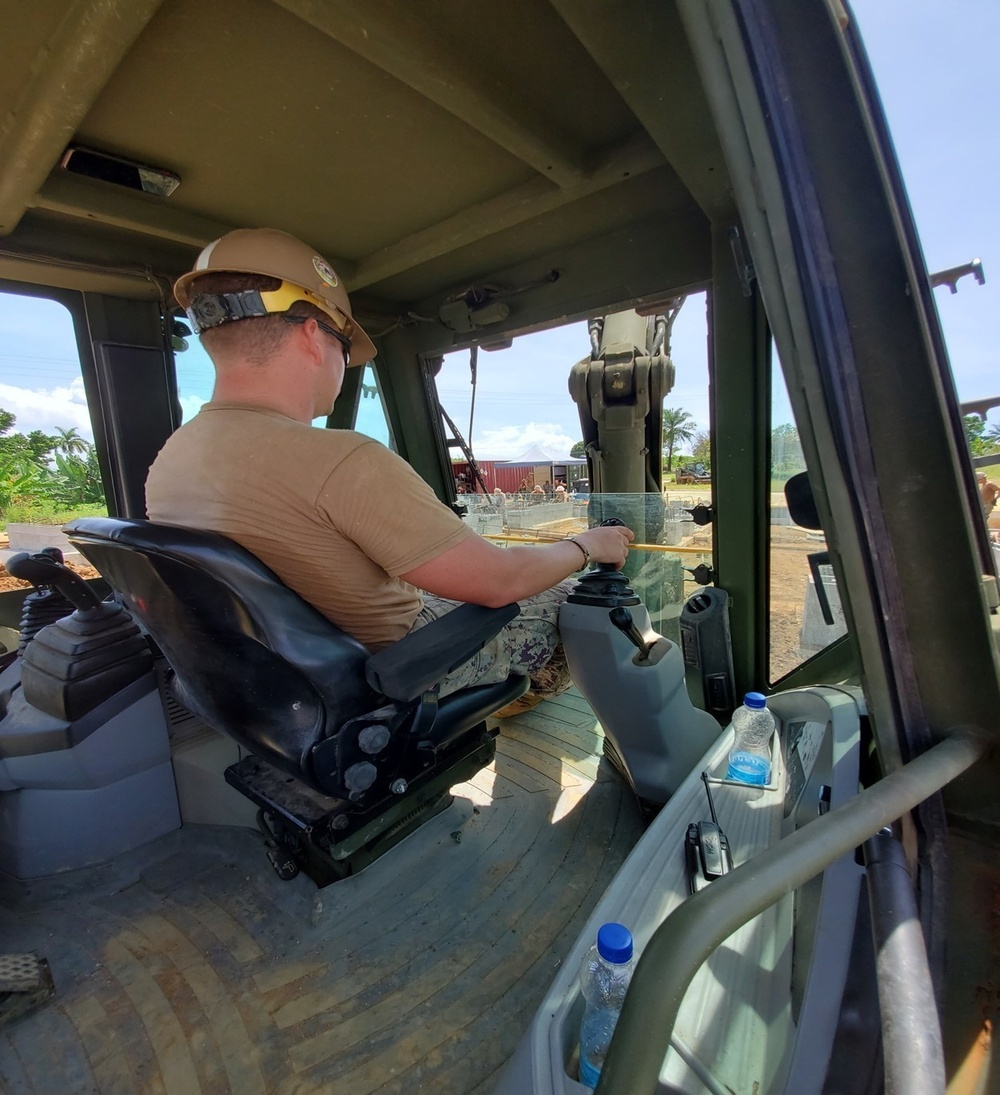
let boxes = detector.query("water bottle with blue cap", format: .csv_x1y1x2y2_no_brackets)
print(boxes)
726,691,776,784
578,922,635,1088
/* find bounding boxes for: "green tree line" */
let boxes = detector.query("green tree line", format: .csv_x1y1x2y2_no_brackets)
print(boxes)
964,414,1000,458
572,407,712,473
0,408,105,517
575,411,1000,484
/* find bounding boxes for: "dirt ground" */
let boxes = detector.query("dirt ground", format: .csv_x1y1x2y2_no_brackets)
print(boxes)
0,530,100,593
768,526,820,679
680,524,815,680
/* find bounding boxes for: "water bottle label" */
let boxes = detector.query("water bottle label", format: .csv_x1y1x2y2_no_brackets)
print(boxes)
726,751,770,785
579,1005,619,1089
579,1055,601,1089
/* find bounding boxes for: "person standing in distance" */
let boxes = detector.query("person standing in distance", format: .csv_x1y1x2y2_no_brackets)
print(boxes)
977,472,999,522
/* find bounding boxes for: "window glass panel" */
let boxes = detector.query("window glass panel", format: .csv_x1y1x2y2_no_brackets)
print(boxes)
0,291,107,528
429,300,712,647
354,365,395,449
458,490,710,643
964,411,1000,543
769,349,848,682
173,332,214,425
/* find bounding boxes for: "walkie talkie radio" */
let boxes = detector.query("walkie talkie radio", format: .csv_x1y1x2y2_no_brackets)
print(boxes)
685,771,733,893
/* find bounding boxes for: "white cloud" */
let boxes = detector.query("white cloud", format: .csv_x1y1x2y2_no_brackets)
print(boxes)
0,378,94,439
470,421,578,460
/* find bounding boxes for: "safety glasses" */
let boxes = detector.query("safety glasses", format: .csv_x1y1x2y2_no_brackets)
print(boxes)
283,314,351,366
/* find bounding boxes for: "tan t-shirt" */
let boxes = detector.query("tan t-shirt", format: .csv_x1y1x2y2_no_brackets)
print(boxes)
145,403,475,650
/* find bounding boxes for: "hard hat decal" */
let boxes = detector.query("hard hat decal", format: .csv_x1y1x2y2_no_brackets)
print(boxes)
313,256,339,288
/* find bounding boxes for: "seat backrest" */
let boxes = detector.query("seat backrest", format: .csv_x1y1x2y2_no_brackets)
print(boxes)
65,517,376,780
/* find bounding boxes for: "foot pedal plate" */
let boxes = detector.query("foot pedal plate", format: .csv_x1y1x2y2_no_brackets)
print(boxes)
0,953,55,1026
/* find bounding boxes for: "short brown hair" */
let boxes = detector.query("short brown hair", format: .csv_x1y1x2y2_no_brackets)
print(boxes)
189,272,330,364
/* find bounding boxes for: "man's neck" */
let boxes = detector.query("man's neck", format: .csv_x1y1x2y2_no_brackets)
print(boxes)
210,363,316,424
206,327,341,425
210,385,312,423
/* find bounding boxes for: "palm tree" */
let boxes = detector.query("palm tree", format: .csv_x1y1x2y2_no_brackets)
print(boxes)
53,426,89,457
662,407,696,471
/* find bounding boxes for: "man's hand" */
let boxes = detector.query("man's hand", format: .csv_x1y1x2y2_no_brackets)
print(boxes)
569,524,634,568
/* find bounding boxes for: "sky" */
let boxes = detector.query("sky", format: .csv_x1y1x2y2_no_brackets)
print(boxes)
0,1,997,462
435,0,1000,459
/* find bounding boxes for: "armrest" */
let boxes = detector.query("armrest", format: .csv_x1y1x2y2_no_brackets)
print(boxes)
364,602,520,702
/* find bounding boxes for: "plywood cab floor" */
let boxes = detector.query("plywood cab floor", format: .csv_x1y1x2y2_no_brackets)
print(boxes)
0,690,644,1094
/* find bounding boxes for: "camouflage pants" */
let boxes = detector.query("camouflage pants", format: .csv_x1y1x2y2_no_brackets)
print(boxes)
409,579,576,699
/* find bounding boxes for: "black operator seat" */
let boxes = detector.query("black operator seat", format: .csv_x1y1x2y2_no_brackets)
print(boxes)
64,517,527,882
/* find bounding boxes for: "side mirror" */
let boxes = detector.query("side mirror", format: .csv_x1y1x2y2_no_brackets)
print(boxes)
785,471,822,530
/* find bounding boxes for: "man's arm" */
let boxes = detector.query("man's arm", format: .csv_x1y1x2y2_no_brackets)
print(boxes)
400,524,633,607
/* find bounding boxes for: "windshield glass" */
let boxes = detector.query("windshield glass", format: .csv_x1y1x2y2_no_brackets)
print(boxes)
431,304,713,644
769,351,848,681
458,490,711,644
0,291,107,531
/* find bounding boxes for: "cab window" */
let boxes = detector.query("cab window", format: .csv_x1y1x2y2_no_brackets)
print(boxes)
769,350,847,682
0,290,107,528
430,300,713,644
352,365,395,449
172,325,214,426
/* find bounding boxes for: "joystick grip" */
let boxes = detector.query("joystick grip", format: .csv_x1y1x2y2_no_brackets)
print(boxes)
7,549,101,610
595,517,626,573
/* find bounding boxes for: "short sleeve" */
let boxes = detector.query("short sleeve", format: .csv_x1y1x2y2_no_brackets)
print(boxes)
315,440,475,575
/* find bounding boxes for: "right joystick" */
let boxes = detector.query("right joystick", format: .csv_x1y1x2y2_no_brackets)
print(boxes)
596,517,627,573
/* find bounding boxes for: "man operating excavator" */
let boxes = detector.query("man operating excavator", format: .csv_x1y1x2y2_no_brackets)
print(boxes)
146,227,633,701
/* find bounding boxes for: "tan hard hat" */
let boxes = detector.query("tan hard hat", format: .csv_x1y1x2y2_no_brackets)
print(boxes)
174,227,376,365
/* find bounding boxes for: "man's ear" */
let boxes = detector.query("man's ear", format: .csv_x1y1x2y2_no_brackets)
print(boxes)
293,316,326,365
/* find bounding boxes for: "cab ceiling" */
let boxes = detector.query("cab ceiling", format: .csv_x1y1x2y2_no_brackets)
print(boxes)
0,0,729,324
